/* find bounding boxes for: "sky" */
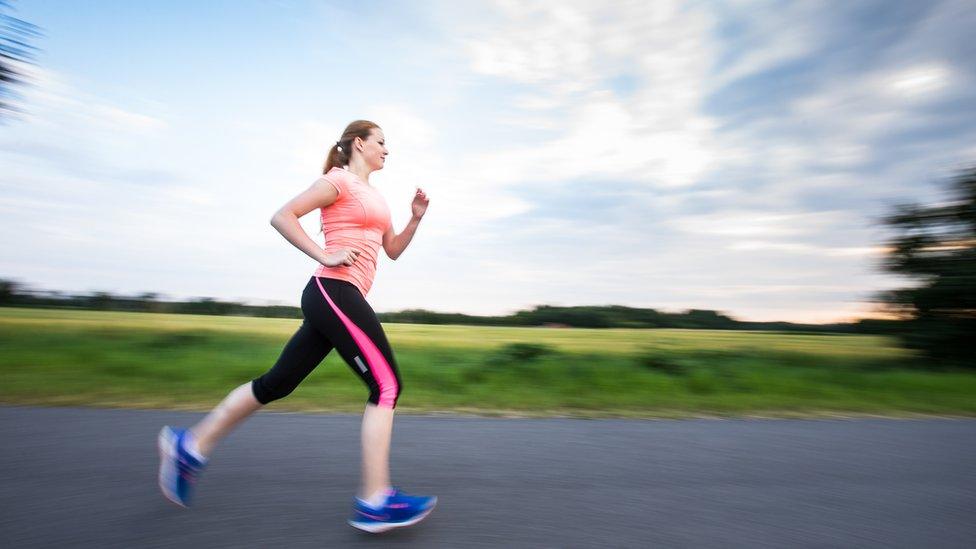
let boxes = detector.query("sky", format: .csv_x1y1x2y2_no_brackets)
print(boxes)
2,0,975,323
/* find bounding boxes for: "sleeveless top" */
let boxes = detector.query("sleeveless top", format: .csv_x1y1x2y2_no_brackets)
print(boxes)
312,167,392,296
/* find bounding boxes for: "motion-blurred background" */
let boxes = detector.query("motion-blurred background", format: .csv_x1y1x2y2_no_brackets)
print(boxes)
2,0,973,415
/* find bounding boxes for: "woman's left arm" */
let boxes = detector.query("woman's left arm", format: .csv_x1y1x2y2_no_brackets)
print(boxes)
383,187,429,260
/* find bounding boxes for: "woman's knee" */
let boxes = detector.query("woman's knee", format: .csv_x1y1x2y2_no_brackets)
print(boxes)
368,377,402,409
251,376,298,404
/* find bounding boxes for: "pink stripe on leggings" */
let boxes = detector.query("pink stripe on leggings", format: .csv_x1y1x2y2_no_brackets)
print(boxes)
315,278,399,407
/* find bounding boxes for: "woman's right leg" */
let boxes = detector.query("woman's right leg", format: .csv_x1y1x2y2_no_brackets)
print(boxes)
159,280,334,507
190,318,334,458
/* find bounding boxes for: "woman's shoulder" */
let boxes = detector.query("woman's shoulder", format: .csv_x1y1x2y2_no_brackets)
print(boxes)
319,167,355,196
324,166,354,182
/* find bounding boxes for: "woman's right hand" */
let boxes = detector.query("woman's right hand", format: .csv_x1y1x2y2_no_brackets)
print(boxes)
321,247,361,267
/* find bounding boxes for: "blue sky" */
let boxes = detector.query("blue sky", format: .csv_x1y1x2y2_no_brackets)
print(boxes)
2,0,975,323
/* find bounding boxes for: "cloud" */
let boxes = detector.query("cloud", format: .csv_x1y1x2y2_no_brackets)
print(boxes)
14,65,167,135
1,66,180,191
92,104,166,132
425,0,976,322
1,139,184,186
664,209,866,239
460,1,722,188
726,241,889,258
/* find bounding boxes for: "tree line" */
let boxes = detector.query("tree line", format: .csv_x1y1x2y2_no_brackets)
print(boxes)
0,279,896,334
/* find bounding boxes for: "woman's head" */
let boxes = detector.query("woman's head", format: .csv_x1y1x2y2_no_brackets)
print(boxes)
323,120,387,174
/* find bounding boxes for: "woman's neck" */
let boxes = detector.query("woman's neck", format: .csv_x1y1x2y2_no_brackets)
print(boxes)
346,158,372,184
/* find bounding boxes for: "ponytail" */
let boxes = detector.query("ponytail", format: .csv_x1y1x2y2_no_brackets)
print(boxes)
323,141,349,174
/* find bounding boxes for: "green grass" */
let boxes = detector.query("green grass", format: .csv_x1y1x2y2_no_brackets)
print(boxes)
1,307,974,417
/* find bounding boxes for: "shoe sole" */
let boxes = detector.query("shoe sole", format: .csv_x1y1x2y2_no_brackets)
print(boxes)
157,427,188,508
348,499,437,534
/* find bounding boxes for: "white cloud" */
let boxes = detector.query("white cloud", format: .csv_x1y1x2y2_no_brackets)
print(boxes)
460,1,722,188
15,66,167,135
727,241,889,258
884,62,952,99
466,0,596,87
665,210,855,238
92,104,166,132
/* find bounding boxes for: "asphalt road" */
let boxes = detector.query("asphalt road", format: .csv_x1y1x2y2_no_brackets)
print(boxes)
1,406,974,548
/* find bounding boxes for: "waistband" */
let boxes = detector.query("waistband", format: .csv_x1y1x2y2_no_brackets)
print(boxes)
311,276,359,290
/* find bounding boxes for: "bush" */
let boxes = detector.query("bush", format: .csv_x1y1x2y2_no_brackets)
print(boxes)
635,350,686,376
490,343,557,363
464,343,559,383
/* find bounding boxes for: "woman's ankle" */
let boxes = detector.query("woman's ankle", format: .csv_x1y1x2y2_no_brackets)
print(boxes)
358,485,393,508
184,429,210,461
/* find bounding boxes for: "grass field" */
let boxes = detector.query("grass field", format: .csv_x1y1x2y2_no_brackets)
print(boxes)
1,307,974,417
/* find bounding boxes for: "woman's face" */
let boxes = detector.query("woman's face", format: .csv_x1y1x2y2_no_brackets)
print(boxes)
358,128,388,171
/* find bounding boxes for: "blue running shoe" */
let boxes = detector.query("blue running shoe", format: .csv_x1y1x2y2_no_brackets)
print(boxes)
348,487,437,533
157,426,207,508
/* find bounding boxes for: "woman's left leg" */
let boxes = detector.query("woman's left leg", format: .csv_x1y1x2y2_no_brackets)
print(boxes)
297,277,435,531
301,277,404,502
360,402,395,501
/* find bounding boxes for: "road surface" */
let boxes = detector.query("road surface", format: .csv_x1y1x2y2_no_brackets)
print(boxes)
1,406,973,548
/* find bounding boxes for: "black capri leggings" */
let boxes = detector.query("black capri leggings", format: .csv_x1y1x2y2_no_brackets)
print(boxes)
251,276,402,408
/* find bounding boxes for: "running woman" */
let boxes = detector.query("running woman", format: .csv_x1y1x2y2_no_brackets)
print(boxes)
157,120,436,533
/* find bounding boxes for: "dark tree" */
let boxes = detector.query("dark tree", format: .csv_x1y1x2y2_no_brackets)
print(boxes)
0,278,20,305
89,291,116,310
876,167,976,367
1,0,41,118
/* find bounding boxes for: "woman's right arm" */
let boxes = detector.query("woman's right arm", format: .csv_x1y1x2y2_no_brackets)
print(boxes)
270,178,360,268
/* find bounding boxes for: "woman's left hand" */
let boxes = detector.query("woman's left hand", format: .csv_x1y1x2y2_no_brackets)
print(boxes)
411,187,429,220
